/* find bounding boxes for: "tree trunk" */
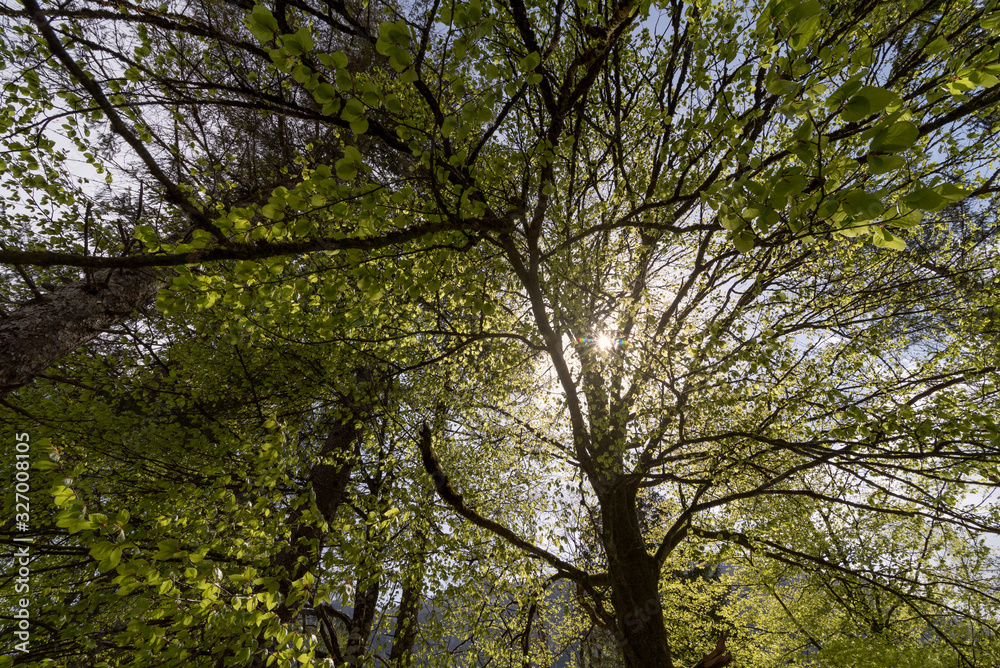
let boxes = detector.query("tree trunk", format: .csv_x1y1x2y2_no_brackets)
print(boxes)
599,484,673,668
388,514,428,666
0,268,161,396
387,575,422,666
312,419,362,524
274,417,363,623
344,578,380,666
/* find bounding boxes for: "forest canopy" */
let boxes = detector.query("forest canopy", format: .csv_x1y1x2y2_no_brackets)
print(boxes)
2,0,1000,666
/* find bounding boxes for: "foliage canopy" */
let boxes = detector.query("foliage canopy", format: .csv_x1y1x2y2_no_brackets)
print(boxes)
2,0,1000,666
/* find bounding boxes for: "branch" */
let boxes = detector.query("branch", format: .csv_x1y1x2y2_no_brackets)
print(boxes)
689,632,732,668
315,605,344,664
23,0,224,242
417,423,590,582
0,220,468,269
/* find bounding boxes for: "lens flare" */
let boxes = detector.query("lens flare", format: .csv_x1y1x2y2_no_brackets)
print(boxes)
574,335,628,350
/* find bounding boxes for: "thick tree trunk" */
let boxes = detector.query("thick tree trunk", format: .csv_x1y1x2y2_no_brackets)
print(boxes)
344,579,380,666
272,515,324,624
599,485,673,668
388,514,428,666
274,418,363,623
387,575,422,666
312,419,362,523
0,268,161,396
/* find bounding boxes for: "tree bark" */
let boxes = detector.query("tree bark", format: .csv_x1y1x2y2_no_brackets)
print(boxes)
273,416,364,624
0,268,162,397
599,484,674,668
690,633,732,668
388,574,422,666
388,513,429,666
344,578,380,666
312,419,362,524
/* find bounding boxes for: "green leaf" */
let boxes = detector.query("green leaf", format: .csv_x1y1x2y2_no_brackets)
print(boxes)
519,52,541,72
281,27,315,56
771,173,808,199
375,37,393,57
63,517,94,533
719,213,745,231
291,64,311,84
869,121,919,153
321,99,341,116
840,97,873,123
247,5,278,43
901,183,969,212
733,230,755,252
388,22,411,47
834,220,867,237
317,51,349,69
935,183,971,204
842,190,885,220
340,98,364,122
335,158,358,180
842,86,896,122
313,83,337,103
389,49,412,72
883,206,922,228
246,23,274,44
89,541,118,560
826,76,863,108
154,539,180,560
789,14,821,51
343,145,362,164
923,36,949,55
441,115,456,137
902,187,947,211
766,79,800,97
336,69,353,91
785,0,821,25
867,154,905,175
384,94,402,113
466,0,483,23
872,227,906,250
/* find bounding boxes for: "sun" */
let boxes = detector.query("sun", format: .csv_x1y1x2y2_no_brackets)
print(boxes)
572,332,627,351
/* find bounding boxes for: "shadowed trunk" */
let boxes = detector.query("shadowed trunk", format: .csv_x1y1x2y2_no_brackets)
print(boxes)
0,268,162,396
260,413,368,668
344,579,381,666
312,419,363,523
388,512,429,666
387,574,422,666
599,484,674,668
274,414,365,623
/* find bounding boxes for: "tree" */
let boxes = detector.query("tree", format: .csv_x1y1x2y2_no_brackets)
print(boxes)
3,0,1000,666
